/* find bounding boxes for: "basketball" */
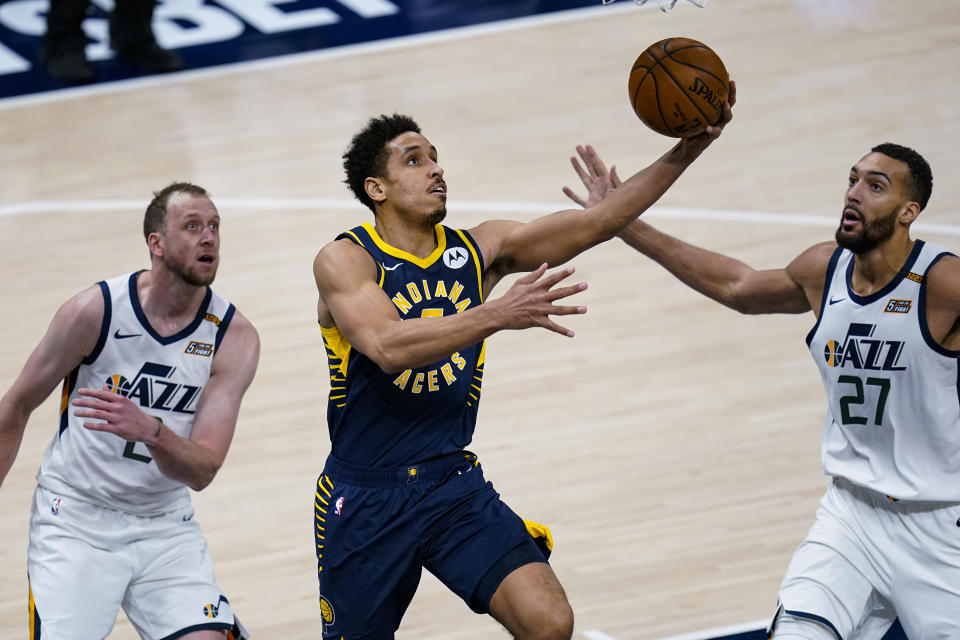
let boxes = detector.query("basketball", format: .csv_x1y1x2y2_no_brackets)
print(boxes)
628,37,729,137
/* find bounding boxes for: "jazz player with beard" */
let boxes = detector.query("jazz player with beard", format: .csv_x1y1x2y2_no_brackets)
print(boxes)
0,183,260,640
311,107,731,640
569,143,960,639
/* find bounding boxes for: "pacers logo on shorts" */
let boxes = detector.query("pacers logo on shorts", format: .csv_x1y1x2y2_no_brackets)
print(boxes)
318,594,336,632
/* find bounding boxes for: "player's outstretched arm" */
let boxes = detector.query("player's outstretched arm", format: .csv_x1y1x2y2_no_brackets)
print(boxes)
617,219,820,314
314,240,587,374
72,313,260,492
470,82,736,289
0,286,104,488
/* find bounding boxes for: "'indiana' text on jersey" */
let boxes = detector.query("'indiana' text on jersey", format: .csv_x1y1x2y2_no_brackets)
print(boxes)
321,223,486,466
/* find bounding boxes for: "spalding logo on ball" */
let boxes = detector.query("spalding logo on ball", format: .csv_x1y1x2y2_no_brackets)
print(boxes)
629,37,729,137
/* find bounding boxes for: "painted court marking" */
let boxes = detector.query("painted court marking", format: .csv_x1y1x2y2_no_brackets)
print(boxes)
1,198,959,239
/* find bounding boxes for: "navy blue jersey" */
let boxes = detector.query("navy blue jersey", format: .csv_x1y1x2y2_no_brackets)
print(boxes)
321,223,486,466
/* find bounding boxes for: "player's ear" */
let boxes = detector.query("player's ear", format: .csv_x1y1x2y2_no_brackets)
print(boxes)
147,231,164,259
365,177,387,204
899,200,920,225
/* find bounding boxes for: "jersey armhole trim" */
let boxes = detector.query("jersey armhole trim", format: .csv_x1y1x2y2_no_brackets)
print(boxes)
806,246,844,347
918,252,960,358
82,280,112,365
454,228,485,302
214,304,237,353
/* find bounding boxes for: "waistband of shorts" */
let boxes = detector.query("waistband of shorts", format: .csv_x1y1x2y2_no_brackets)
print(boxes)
833,476,960,512
323,450,478,487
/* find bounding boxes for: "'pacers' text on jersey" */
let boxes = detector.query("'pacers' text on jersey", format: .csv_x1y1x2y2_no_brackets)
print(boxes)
807,241,960,501
321,223,486,466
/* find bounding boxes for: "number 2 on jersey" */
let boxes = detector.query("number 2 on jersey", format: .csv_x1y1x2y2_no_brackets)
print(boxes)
837,375,890,426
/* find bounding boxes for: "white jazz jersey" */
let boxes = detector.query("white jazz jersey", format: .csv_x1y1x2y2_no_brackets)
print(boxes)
807,241,960,501
36,272,235,516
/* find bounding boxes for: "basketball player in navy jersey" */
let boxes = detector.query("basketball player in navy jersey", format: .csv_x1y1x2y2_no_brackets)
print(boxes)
310,103,732,640
0,183,259,639
570,143,960,638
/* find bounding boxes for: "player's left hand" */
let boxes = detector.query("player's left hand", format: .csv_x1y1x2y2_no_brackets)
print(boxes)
73,385,159,443
562,144,622,209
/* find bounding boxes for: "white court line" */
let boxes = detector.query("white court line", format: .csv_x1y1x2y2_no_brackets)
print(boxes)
1,198,959,238
0,2,640,111
584,630,620,640
655,619,768,640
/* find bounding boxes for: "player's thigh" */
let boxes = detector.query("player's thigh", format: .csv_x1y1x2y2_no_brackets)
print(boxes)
890,503,960,639
488,561,573,640
122,508,245,640
27,487,132,639
317,474,424,639
422,464,549,614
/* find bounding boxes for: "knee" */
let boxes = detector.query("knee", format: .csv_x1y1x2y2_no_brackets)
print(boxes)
523,601,573,640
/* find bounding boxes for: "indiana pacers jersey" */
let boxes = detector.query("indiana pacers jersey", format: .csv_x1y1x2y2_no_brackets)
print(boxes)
36,272,236,515
807,241,960,501
321,222,486,467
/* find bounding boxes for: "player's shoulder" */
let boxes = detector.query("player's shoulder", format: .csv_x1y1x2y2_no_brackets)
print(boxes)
787,241,837,279
313,237,379,290
59,282,108,327
924,250,960,293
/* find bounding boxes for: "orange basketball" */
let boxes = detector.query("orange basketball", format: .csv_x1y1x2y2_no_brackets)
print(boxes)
628,37,729,138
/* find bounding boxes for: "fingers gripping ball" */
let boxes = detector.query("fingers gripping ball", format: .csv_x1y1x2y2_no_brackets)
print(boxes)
628,37,729,137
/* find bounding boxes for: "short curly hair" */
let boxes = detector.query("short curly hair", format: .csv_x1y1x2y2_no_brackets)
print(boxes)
343,114,422,213
871,142,933,211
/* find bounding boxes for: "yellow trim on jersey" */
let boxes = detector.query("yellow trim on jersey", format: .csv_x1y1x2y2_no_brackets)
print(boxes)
342,229,366,247
477,342,486,367
362,222,447,269
320,325,351,379
452,228,485,302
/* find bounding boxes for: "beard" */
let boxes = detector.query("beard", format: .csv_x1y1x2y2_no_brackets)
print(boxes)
835,206,898,254
164,254,217,286
424,206,447,227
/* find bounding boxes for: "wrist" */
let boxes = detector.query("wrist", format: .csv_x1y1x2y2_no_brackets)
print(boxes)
150,417,164,444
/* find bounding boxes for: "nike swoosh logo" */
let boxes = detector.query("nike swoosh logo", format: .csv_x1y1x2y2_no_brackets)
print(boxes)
382,263,402,271
114,330,142,339
183,514,193,521
829,297,846,305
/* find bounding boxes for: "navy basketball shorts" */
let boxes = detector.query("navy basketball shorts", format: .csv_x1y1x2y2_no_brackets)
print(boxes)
313,451,551,639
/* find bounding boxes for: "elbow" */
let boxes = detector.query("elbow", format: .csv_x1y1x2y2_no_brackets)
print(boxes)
368,342,410,374
375,354,406,375
187,464,220,492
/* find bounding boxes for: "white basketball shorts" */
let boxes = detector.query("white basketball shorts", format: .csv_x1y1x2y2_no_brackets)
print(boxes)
775,476,960,639
27,485,248,640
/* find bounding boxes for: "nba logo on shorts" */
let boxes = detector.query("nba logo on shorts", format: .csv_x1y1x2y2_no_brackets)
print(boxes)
334,496,344,515
50,497,61,516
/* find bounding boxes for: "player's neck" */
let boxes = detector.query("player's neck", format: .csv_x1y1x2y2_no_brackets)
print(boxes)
372,214,439,259
137,269,208,330
850,235,915,297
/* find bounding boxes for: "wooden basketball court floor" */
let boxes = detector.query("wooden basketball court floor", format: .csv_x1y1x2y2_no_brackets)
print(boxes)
2,1,959,637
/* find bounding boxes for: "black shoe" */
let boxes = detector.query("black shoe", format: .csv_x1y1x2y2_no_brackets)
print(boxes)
40,44,95,84
113,41,183,73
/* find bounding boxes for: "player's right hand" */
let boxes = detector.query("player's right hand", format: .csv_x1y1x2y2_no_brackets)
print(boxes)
491,263,587,337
